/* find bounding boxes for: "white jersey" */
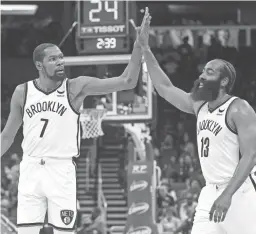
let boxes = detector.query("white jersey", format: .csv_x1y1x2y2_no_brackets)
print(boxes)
197,96,239,184
22,78,80,158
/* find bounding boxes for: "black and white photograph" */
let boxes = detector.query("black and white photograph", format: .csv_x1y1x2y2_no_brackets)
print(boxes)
1,1,256,234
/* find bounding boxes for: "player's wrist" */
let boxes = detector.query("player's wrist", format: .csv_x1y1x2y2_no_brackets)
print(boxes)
141,45,151,52
134,41,141,49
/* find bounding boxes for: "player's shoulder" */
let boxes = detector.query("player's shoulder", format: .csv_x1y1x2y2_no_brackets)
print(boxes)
15,82,26,93
228,97,254,115
11,82,27,107
14,82,27,99
68,76,94,94
228,97,256,125
192,100,206,116
68,76,92,85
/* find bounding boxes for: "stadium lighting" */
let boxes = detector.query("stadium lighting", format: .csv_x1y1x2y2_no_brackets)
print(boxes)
0,4,38,15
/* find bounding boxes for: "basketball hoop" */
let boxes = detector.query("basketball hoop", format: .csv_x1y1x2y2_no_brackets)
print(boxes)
80,109,107,139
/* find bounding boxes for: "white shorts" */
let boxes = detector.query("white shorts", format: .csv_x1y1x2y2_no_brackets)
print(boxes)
191,174,256,234
17,156,77,231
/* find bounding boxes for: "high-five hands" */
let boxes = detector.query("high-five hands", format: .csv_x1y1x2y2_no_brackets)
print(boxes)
130,7,152,49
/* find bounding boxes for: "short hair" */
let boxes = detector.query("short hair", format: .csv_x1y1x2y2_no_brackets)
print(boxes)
33,43,57,64
215,59,236,93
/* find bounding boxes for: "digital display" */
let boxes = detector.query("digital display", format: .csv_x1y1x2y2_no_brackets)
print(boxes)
78,0,127,37
78,37,129,54
76,0,130,54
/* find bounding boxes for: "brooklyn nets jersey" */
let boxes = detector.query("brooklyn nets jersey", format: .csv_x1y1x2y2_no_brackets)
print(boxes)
197,96,239,184
22,78,80,158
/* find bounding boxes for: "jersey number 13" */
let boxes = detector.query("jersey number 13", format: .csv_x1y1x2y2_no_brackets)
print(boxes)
200,137,210,157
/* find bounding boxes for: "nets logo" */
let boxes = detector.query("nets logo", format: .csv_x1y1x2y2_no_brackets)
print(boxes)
128,202,149,215
130,180,148,192
60,210,74,225
132,165,147,174
127,226,152,234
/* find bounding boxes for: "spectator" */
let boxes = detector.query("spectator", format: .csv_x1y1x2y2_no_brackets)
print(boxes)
165,156,180,182
177,36,193,58
1,198,10,216
77,207,106,234
160,134,178,171
179,193,197,222
177,156,192,182
160,208,181,233
176,122,185,146
182,132,196,159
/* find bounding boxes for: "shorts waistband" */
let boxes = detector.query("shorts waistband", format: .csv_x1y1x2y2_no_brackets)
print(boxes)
206,177,253,189
22,155,75,163
206,181,229,189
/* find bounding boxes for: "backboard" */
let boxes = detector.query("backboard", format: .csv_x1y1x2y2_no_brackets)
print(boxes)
64,54,153,122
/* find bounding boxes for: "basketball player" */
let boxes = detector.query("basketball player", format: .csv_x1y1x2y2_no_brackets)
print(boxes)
136,10,256,234
0,8,150,234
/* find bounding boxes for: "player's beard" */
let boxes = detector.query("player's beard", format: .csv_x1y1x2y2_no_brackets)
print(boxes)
190,78,221,102
50,70,66,82
43,66,66,82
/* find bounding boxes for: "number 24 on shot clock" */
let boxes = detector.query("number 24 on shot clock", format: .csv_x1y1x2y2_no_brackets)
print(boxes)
77,0,130,54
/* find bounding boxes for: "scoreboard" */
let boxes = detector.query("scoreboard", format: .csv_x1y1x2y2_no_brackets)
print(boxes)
77,0,130,54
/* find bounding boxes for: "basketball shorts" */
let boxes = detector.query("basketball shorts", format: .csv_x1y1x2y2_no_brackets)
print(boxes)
17,156,77,231
191,174,256,234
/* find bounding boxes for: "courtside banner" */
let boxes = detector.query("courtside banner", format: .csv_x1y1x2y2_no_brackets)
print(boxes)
124,161,159,234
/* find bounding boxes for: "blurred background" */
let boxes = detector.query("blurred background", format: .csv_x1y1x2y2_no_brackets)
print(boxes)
1,1,256,234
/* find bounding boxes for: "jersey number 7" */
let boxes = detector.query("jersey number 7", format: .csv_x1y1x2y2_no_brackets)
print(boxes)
200,137,210,157
40,118,49,138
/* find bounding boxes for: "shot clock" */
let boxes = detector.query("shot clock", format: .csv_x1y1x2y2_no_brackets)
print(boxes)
77,0,130,54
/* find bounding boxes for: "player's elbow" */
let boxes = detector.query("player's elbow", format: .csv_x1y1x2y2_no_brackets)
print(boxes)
156,84,170,99
1,131,15,143
252,151,256,165
1,133,15,155
123,75,137,90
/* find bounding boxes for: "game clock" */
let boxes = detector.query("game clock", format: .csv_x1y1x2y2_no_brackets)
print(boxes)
77,0,130,54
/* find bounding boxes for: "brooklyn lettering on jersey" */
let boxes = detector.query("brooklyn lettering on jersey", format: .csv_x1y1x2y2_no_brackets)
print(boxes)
197,119,223,136
26,101,67,118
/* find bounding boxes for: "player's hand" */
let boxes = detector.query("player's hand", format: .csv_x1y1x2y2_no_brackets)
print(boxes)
138,7,151,49
209,192,232,223
130,7,151,49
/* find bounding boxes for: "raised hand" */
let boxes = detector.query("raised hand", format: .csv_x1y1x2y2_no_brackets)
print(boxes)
130,7,151,48
137,7,151,49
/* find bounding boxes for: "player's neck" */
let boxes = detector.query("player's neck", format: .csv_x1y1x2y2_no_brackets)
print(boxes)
208,92,231,110
37,75,62,92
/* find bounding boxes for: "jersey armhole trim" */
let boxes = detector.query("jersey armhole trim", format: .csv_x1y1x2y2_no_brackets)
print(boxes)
66,79,80,115
249,174,256,192
196,101,207,117
22,82,28,118
225,97,238,135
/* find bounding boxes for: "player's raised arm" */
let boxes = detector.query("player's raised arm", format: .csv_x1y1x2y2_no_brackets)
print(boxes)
1,84,25,157
70,41,142,96
69,8,154,98
137,9,199,114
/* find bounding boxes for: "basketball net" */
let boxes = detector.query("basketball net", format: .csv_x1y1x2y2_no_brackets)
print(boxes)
80,109,107,139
